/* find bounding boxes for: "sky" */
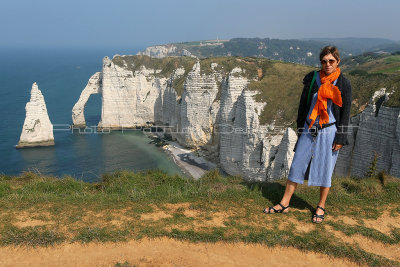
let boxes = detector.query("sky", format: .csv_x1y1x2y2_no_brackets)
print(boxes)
1,0,400,49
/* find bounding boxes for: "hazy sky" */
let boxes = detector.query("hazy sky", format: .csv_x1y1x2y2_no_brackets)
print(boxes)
1,0,399,48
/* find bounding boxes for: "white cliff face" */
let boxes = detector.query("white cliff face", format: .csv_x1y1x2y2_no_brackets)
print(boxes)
220,89,297,181
137,45,177,58
175,62,219,147
265,128,298,181
218,70,251,175
335,89,400,177
162,68,185,129
218,69,297,181
394,113,400,176
17,83,54,148
72,58,299,181
73,56,400,181
98,56,167,128
72,72,102,127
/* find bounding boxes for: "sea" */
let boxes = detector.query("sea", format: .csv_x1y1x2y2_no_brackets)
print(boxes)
0,46,185,182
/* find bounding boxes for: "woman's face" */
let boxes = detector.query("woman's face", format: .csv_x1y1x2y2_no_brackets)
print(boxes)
321,53,340,75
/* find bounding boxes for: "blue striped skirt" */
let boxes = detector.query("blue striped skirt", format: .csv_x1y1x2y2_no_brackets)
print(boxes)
288,122,339,187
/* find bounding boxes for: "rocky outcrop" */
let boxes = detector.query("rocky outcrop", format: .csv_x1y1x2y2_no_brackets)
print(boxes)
137,45,177,58
219,88,297,181
161,67,185,128
72,72,102,127
73,57,296,181
98,56,168,129
73,56,399,181
17,83,54,148
175,62,219,147
335,89,400,177
218,69,251,175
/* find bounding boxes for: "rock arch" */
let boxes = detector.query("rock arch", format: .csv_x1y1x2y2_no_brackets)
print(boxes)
72,72,102,127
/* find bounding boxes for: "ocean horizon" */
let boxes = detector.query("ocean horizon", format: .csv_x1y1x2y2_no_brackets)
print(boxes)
0,46,186,182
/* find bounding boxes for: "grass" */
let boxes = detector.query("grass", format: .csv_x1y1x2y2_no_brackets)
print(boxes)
72,226,129,243
341,52,400,111
0,170,399,266
0,225,65,247
247,61,314,125
385,56,400,63
327,221,400,244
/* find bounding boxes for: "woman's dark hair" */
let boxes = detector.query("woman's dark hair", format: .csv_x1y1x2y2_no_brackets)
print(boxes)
320,46,340,62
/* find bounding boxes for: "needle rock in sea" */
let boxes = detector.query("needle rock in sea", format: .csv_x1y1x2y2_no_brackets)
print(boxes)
17,82,55,148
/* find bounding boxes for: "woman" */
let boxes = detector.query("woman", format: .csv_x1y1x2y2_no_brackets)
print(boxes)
264,46,352,223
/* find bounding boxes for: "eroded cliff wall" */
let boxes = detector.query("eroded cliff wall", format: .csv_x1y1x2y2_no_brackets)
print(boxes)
335,90,400,177
73,56,399,180
73,56,297,181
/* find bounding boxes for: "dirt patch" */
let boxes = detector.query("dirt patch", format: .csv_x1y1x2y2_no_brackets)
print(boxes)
141,211,172,221
13,211,54,228
72,209,134,227
335,216,359,226
108,211,134,227
193,212,227,228
350,235,400,262
285,217,314,233
183,209,200,217
163,202,192,210
325,225,400,262
363,209,400,235
0,237,360,267
13,219,53,228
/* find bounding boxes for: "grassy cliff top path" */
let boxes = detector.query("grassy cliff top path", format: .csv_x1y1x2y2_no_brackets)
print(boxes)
0,170,399,266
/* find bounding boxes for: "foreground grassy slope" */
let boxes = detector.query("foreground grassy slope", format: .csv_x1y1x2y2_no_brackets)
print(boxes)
0,170,399,266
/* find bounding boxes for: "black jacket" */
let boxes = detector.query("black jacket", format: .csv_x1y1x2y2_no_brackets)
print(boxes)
296,71,352,145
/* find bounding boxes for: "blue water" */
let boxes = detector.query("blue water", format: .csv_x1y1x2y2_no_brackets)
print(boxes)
0,47,185,182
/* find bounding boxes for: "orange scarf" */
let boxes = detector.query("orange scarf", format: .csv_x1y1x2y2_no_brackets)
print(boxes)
308,68,342,128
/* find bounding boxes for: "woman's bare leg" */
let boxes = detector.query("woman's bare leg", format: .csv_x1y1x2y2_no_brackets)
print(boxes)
313,186,330,222
265,180,298,213
280,180,298,206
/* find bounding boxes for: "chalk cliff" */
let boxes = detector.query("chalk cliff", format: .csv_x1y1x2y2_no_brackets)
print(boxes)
137,45,177,58
73,56,297,181
137,45,194,58
73,56,400,180
176,61,220,147
99,56,169,128
72,72,102,127
335,89,400,177
17,83,54,148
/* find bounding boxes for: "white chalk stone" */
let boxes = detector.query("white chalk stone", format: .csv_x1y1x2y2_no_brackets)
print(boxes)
17,83,54,148
137,45,177,58
72,72,102,127
72,59,400,181
335,89,400,178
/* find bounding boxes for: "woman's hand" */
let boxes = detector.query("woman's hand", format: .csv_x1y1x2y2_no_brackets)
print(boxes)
332,143,343,152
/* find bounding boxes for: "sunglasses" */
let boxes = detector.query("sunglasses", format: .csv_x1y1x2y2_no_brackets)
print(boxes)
321,59,337,65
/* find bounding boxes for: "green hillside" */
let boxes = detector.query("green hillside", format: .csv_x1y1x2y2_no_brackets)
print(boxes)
341,52,400,113
139,37,400,66
341,52,400,74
